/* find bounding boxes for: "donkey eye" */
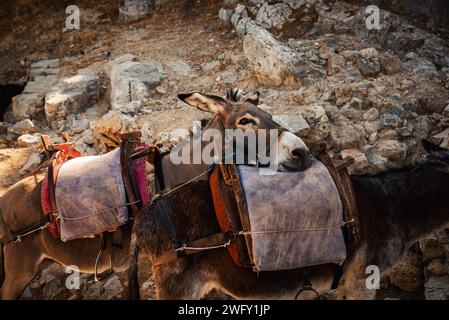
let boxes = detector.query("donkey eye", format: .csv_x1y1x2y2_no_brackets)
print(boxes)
238,118,255,126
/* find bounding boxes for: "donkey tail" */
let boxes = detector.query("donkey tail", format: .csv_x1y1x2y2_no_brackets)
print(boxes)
127,237,141,300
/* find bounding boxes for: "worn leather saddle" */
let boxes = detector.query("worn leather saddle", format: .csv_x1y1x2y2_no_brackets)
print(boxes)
209,152,360,272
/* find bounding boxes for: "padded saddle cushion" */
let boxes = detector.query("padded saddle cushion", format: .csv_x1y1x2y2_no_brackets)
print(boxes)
211,160,347,272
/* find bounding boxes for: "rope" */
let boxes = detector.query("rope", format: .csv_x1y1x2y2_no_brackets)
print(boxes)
175,239,232,252
59,200,140,221
14,222,51,243
237,220,354,235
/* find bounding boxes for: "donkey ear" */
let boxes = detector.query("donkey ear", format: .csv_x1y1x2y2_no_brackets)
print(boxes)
245,91,260,105
178,92,227,114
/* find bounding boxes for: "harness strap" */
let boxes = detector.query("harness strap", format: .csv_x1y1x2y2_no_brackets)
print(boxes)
0,207,51,245
153,232,232,266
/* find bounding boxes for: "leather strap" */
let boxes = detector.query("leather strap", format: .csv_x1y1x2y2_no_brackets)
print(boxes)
153,232,231,266
317,149,360,253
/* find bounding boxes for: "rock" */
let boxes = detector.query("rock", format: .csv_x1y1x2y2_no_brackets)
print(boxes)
43,279,64,299
141,277,156,300
17,133,41,148
368,132,379,144
420,239,447,264
83,282,103,300
424,275,449,300
364,146,389,173
243,23,325,86
92,110,138,151
104,54,137,78
426,259,448,277
255,2,292,29
357,48,380,77
397,122,414,137
44,74,102,126
70,119,89,134
30,58,60,70
9,119,35,135
167,60,194,77
300,104,331,144
340,104,363,121
110,59,164,110
102,276,124,300
379,113,402,128
329,117,365,151
30,58,60,78
20,287,33,299
403,52,438,76
220,71,237,84
340,149,369,174
19,152,43,174
201,60,221,73
219,8,233,25
273,114,310,136
388,250,423,292
375,139,407,161
363,108,379,121
119,0,154,22
432,128,449,146
11,93,44,122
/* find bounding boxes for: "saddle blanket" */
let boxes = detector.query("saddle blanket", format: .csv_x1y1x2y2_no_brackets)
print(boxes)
55,148,128,241
238,160,347,271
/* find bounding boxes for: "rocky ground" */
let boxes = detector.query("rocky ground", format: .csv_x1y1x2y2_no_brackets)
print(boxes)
1,0,449,299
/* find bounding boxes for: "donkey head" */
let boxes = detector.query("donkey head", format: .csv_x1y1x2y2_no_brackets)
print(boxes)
178,89,313,171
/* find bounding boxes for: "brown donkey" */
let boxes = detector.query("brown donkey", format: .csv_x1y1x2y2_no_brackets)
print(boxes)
130,93,449,300
0,89,313,300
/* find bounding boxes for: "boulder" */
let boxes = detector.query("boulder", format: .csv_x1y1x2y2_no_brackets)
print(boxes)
91,110,138,152
18,152,43,175
357,48,380,77
379,113,402,128
167,60,194,78
300,104,331,144
44,74,102,126
375,139,407,161
243,23,325,86
102,276,124,300
388,250,423,292
8,119,35,136
363,108,380,121
17,133,41,148
255,2,292,29
110,60,164,111
329,116,365,151
273,114,310,136
424,275,449,300
403,52,438,76
340,148,369,174
11,94,44,122
119,0,154,22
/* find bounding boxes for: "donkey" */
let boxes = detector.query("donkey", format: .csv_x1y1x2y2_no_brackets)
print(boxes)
129,92,449,299
0,89,313,300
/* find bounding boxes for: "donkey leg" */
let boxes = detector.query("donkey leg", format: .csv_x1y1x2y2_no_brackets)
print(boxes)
154,267,214,300
0,240,44,300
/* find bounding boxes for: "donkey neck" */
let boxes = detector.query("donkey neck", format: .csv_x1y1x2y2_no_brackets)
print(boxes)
352,164,449,270
158,115,226,189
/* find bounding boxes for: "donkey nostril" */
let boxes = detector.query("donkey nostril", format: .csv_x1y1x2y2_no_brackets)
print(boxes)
291,148,304,158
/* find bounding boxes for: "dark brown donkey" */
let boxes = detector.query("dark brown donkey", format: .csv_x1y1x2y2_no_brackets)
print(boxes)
0,89,313,300
130,93,449,299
